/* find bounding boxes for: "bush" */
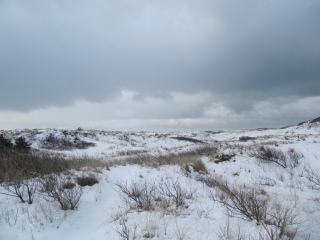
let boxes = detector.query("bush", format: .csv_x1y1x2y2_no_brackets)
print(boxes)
211,179,268,224
115,178,194,211
76,175,99,186
206,176,301,239
247,146,303,169
239,136,255,142
213,154,235,164
40,174,82,210
0,134,13,150
41,133,95,150
115,179,158,211
15,137,31,151
158,178,194,209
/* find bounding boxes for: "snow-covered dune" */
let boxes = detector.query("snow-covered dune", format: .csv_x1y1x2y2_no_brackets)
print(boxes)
1,119,320,239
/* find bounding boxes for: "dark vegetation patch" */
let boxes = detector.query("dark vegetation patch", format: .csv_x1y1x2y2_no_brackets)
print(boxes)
204,131,224,135
41,133,95,150
171,136,203,143
76,175,99,186
239,136,256,142
213,154,236,164
0,134,31,152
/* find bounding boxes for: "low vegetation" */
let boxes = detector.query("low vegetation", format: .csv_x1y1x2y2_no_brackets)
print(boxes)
115,177,194,212
247,145,303,169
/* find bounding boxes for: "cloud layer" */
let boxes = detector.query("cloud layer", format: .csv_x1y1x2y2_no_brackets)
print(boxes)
1,0,319,130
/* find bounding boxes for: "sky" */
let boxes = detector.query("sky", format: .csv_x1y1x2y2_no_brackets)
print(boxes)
1,0,320,131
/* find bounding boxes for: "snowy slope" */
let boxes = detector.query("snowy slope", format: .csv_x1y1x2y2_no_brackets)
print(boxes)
1,120,320,239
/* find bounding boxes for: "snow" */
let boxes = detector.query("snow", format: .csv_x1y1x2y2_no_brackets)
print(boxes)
1,123,320,239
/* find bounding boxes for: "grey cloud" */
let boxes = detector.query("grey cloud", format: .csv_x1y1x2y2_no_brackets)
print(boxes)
0,0,319,119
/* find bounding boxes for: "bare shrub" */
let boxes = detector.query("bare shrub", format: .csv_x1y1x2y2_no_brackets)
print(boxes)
206,176,302,239
114,217,137,240
0,203,19,226
286,148,303,169
195,174,218,188
304,166,320,188
115,178,194,211
247,146,303,169
262,203,300,240
211,179,268,225
76,175,99,186
247,146,287,168
115,180,158,211
158,178,194,209
40,174,82,210
0,151,39,204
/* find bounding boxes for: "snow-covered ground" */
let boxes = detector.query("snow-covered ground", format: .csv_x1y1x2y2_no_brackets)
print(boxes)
1,120,320,239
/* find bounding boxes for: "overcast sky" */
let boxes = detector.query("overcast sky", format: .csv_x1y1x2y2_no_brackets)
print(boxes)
1,0,320,131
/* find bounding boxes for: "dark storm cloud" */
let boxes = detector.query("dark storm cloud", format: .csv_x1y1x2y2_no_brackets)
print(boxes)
0,0,320,115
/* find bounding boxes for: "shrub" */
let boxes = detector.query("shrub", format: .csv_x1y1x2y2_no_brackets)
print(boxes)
0,176,37,204
115,178,194,211
239,136,255,142
305,166,320,188
115,180,158,211
15,136,31,151
41,133,95,150
62,182,76,189
211,179,268,225
262,203,300,240
76,175,99,186
247,146,303,169
158,178,194,209
213,154,235,164
206,176,302,239
40,174,82,210
0,134,13,149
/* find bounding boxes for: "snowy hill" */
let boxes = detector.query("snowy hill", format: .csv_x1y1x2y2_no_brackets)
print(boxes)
1,118,320,239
